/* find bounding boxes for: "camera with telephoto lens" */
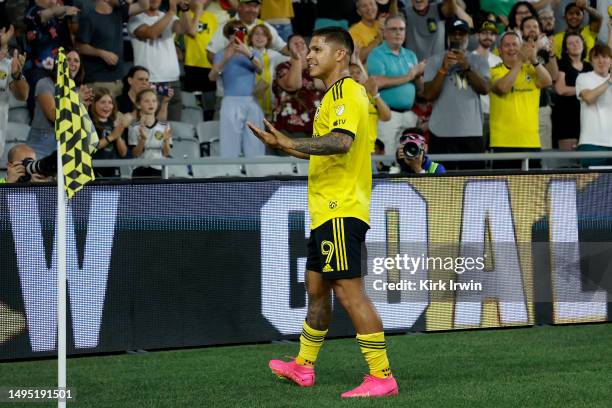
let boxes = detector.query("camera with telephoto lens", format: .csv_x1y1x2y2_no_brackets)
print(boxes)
19,153,58,182
399,131,426,159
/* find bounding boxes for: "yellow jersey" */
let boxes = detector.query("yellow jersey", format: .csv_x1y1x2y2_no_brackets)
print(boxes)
184,11,219,68
260,0,294,19
489,63,541,148
349,20,381,49
308,77,372,229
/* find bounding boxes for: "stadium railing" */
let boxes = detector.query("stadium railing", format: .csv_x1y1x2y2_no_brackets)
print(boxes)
90,151,612,178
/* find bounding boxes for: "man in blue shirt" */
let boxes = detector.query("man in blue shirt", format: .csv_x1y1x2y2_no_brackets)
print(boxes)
367,14,426,154
395,127,446,174
209,21,265,158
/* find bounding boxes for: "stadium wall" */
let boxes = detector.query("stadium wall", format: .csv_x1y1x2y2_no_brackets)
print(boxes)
0,173,610,360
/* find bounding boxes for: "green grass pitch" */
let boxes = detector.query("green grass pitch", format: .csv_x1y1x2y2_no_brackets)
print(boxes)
0,323,610,407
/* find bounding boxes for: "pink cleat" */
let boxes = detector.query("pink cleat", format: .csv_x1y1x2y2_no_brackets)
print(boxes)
341,375,399,398
269,358,315,387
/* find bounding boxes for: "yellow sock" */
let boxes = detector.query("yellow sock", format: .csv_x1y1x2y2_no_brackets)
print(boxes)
296,321,328,366
357,332,392,378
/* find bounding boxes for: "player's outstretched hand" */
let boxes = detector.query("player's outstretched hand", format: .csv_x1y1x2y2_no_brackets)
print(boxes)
263,119,294,150
248,119,294,150
247,121,279,148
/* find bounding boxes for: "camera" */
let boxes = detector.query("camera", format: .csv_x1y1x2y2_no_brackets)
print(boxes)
399,132,425,159
19,153,57,182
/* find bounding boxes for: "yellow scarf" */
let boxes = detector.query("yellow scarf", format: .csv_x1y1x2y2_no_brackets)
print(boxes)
255,49,272,116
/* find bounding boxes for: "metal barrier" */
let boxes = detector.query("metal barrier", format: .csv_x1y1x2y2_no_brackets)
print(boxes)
90,150,612,179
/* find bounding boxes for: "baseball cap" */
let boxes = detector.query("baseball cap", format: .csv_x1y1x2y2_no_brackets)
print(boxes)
449,18,470,33
479,20,498,34
399,128,426,145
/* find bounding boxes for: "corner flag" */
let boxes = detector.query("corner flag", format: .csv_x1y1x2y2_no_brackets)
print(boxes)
54,47,96,199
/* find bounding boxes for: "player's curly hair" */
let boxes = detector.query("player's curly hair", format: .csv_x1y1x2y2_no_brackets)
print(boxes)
311,26,355,58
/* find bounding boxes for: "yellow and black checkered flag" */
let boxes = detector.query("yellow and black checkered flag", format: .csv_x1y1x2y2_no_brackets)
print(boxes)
54,48,97,199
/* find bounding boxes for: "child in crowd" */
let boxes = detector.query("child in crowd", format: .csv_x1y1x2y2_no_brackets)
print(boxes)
128,88,172,178
89,87,131,178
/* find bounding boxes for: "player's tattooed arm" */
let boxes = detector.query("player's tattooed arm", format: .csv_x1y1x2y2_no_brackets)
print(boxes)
291,132,353,155
248,119,352,157
282,147,311,160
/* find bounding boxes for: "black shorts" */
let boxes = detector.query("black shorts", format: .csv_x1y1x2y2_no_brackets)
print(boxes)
306,217,369,280
183,66,216,93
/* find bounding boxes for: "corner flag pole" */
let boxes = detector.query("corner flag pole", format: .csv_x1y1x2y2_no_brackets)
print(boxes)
57,141,67,408
54,47,97,407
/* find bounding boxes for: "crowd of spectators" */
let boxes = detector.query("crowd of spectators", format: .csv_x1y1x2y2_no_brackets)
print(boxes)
1,0,612,180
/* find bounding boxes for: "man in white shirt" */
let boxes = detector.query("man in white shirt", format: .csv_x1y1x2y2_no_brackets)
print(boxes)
575,43,612,167
472,20,501,149
0,26,28,160
128,0,188,121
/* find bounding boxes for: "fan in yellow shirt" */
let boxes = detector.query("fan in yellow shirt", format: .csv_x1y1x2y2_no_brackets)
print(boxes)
181,0,227,120
349,0,383,62
489,32,552,168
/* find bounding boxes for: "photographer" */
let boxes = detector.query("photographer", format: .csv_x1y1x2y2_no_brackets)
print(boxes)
395,128,446,174
0,144,49,184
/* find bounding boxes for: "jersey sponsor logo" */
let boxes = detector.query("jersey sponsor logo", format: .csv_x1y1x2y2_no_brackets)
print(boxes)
334,104,345,116
333,119,346,126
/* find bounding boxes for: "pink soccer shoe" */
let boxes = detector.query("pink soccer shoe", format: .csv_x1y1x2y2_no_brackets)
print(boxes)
341,375,399,398
269,358,315,387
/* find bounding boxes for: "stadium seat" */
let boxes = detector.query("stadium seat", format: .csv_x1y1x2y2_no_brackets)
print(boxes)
181,91,200,109
9,93,27,108
9,92,30,124
180,92,203,126
295,161,309,175
169,138,198,178
168,121,196,139
8,107,30,124
119,165,133,179
180,107,203,126
1,123,31,167
6,122,31,142
170,137,199,159
245,160,296,177
166,165,192,178
166,122,199,177
196,120,220,157
1,141,22,168
191,164,243,178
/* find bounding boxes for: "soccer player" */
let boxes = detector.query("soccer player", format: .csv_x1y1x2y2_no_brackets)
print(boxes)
247,27,398,398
